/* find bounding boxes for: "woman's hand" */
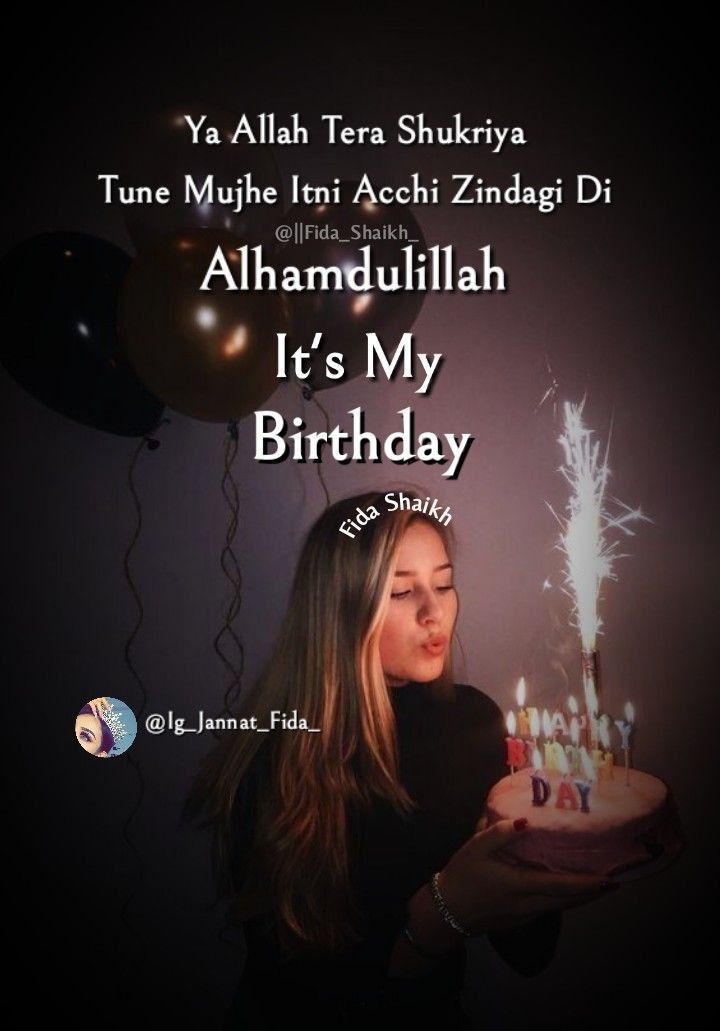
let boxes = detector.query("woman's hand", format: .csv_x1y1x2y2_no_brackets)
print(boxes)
90,696,111,721
394,818,612,977
437,818,612,934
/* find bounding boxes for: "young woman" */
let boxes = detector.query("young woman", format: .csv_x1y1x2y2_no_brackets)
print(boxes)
75,697,115,757
186,489,610,1027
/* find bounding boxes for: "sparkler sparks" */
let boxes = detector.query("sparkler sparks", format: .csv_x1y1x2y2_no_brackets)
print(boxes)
548,400,649,652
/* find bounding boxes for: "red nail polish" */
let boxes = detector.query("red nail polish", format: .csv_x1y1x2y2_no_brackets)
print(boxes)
513,818,528,831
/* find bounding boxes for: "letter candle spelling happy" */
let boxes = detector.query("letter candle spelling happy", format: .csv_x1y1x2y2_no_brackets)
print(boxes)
516,677,530,738
505,710,525,781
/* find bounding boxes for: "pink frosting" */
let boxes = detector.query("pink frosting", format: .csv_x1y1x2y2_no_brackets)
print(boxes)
485,767,681,876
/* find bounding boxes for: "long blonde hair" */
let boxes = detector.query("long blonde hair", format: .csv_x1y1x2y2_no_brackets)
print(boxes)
185,487,457,956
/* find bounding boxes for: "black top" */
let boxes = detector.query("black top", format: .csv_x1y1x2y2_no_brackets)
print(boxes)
223,683,561,1028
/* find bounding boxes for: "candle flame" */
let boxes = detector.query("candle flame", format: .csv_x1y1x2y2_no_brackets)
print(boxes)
580,746,595,781
599,719,611,749
506,710,516,736
516,677,526,708
568,695,578,714
570,716,579,746
625,701,635,723
530,709,540,738
532,747,543,771
548,400,649,652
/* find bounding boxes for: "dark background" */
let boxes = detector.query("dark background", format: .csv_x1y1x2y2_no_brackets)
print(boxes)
2,9,715,1027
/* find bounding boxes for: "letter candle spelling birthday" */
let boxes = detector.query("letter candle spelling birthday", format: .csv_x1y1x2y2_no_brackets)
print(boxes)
531,748,550,807
549,401,648,751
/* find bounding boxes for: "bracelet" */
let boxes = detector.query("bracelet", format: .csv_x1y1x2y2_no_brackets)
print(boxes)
401,924,446,961
429,871,471,937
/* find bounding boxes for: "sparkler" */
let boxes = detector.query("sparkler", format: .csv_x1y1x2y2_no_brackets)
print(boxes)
548,400,648,728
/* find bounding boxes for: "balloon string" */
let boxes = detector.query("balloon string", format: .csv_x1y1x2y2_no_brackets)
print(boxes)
124,430,161,720
300,385,332,509
118,419,169,980
211,421,245,738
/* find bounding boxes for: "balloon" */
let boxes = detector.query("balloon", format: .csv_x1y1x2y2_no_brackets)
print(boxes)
120,103,283,252
278,186,428,390
0,232,164,436
118,229,287,422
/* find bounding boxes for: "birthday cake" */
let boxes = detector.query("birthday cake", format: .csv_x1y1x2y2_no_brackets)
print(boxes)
486,766,683,878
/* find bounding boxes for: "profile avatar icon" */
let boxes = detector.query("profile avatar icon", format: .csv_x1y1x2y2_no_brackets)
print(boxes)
75,696,137,758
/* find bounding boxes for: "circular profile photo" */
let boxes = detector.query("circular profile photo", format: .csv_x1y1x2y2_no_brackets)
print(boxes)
75,697,137,758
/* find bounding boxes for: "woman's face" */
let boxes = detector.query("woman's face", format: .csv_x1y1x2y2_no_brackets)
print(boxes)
379,521,458,688
75,713,106,756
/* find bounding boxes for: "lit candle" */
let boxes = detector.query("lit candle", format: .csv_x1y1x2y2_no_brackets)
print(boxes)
531,747,551,807
614,701,635,786
573,747,595,813
516,678,530,738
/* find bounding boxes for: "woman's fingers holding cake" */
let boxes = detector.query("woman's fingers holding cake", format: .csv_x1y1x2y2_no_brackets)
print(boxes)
472,817,530,855
439,820,617,935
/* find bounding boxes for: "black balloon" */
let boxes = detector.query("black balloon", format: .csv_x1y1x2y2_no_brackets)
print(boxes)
121,103,283,252
279,185,428,390
118,229,287,422
0,232,164,436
